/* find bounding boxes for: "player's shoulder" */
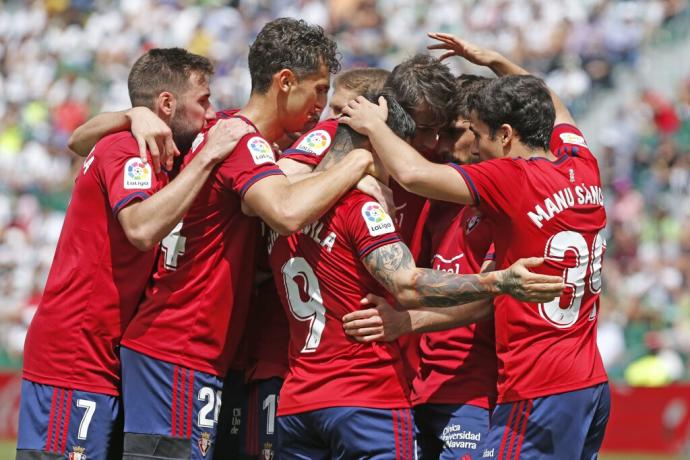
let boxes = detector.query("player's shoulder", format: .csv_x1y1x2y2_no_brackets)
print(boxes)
550,123,594,158
289,118,339,156
233,133,276,165
94,131,137,154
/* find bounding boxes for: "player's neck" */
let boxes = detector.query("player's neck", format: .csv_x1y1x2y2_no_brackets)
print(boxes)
238,94,284,143
509,143,556,161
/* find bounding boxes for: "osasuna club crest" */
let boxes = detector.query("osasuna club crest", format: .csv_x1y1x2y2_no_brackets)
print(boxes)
198,432,212,456
262,442,274,460
69,446,87,460
465,214,481,234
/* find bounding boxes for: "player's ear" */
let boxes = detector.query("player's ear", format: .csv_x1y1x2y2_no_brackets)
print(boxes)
157,91,176,118
276,69,297,93
499,123,513,148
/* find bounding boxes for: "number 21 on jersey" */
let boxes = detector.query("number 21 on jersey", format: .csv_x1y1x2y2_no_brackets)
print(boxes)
540,230,605,328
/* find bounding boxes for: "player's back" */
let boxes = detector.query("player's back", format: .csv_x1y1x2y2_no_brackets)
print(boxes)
456,124,607,402
23,132,164,395
268,190,411,416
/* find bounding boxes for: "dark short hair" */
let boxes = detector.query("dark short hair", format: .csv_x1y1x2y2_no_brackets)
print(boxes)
128,48,214,109
468,75,555,151
332,93,415,154
454,74,492,119
383,54,456,128
248,18,340,94
334,68,390,94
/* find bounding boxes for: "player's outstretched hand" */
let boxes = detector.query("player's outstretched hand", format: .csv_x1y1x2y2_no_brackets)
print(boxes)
340,96,388,135
342,294,411,343
427,32,498,67
126,106,179,173
202,118,255,164
356,176,396,219
496,257,565,303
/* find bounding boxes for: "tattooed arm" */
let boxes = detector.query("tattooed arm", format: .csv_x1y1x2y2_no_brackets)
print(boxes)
362,242,564,308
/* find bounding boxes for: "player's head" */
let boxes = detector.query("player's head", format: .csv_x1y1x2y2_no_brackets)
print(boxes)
329,68,390,118
248,18,340,135
128,48,215,154
384,54,456,155
467,75,555,161
330,93,415,183
436,75,491,164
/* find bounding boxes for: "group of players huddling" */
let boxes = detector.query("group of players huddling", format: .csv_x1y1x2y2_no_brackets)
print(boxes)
16,17,609,460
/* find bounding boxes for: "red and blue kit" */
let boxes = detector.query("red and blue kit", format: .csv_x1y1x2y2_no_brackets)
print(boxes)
280,118,339,167
412,200,497,409
121,114,283,377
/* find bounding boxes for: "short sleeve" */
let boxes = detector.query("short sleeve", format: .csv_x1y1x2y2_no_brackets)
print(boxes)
96,137,165,215
344,197,402,259
214,133,284,197
447,159,526,221
550,124,595,162
280,119,339,167
484,243,496,262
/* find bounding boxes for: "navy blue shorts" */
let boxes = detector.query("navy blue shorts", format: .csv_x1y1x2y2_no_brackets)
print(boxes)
277,406,416,459
120,347,224,460
244,377,283,459
414,402,490,459
16,379,122,460
213,369,251,460
483,383,610,460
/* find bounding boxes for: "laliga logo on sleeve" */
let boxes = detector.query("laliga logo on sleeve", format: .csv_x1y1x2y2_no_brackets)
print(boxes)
559,132,588,148
124,157,152,189
247,136,275,165
361,201,395,236
296,130,331,155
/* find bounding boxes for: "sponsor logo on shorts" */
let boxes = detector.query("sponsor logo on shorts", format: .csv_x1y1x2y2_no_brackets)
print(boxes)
441,423,481,451
482,448,495,458
295,130,331,155
198,432,212,456
124,157,152,189
69,446,87,460
247,136,275,165
559,132,588,148
361,201,395,236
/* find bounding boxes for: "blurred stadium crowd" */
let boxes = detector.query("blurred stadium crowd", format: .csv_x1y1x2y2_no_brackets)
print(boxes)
0,0,689,385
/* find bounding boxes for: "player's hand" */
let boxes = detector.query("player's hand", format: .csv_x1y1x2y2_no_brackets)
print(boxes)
126,107,179,173
496,257,564,303
356,175,396,219
342,294,411,342
340,96,388,135
202,118,255,164
427,32,498,66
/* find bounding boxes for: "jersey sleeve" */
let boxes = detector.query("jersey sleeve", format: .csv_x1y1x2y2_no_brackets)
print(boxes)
215,133,285,197
280,119,339,167
96,137,165,215
550,124,596,162
484,243,496,262
344,196,403,259
447,159,526,221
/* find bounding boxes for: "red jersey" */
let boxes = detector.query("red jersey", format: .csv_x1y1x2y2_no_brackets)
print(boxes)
244,223,290,382
280,118,339,166
268,191,411,415
451,123,608,402
23,132,166,395
410,200,498,409
121,113,284,377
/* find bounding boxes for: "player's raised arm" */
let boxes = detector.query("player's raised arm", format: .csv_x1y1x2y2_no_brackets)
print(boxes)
340,96,473,205
427,32,576,127
118,118,253,250
362,241,563,308
69,107,180,172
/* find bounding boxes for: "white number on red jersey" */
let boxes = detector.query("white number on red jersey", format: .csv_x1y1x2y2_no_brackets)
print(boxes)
161,221,186,270
539,230,605,328
281,257,326,353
